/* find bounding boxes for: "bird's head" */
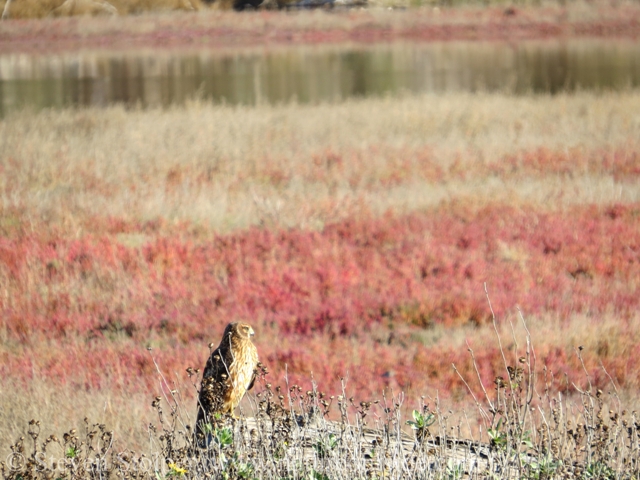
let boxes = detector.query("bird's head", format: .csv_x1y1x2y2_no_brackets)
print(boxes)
226,322,255,341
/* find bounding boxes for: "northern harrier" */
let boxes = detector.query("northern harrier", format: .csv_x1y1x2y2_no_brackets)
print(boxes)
195,322,259,440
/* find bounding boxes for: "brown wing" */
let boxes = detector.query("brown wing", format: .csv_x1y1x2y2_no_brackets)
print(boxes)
202,344,234,385
196,341,235,432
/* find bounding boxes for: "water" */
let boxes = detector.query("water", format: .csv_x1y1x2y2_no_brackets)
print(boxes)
1,40,639,114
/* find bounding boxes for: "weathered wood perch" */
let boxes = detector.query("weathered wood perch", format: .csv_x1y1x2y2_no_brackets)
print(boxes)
199,415,534,479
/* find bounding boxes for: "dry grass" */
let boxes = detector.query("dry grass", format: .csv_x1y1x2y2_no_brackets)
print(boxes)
3,316,640,479
2,310,639,457
1,91,639,234
0,379,153,450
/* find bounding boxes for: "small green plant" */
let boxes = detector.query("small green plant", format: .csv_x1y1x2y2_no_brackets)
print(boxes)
221,452,255,480
524,454,560,479
444,459,464,480
406,409,436,430
218,452,255,480
235,460,254,479
487,418,507,450
310,470,330,480
64,446,77,459
214,426,234,447
406,408,436,441
313,433,338,459
584,461,615,480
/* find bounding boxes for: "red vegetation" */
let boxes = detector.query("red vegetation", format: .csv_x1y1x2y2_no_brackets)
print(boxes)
244,145,640,193
491,147,640,181
1,5,639,55
1,203,639,402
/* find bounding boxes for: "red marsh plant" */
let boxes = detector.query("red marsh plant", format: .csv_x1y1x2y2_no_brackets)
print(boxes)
1,202,640,403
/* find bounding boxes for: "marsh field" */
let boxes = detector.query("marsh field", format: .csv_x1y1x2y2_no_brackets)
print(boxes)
2,2,640,478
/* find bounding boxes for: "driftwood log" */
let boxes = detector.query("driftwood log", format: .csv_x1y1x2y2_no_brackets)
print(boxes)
196,414,536,479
